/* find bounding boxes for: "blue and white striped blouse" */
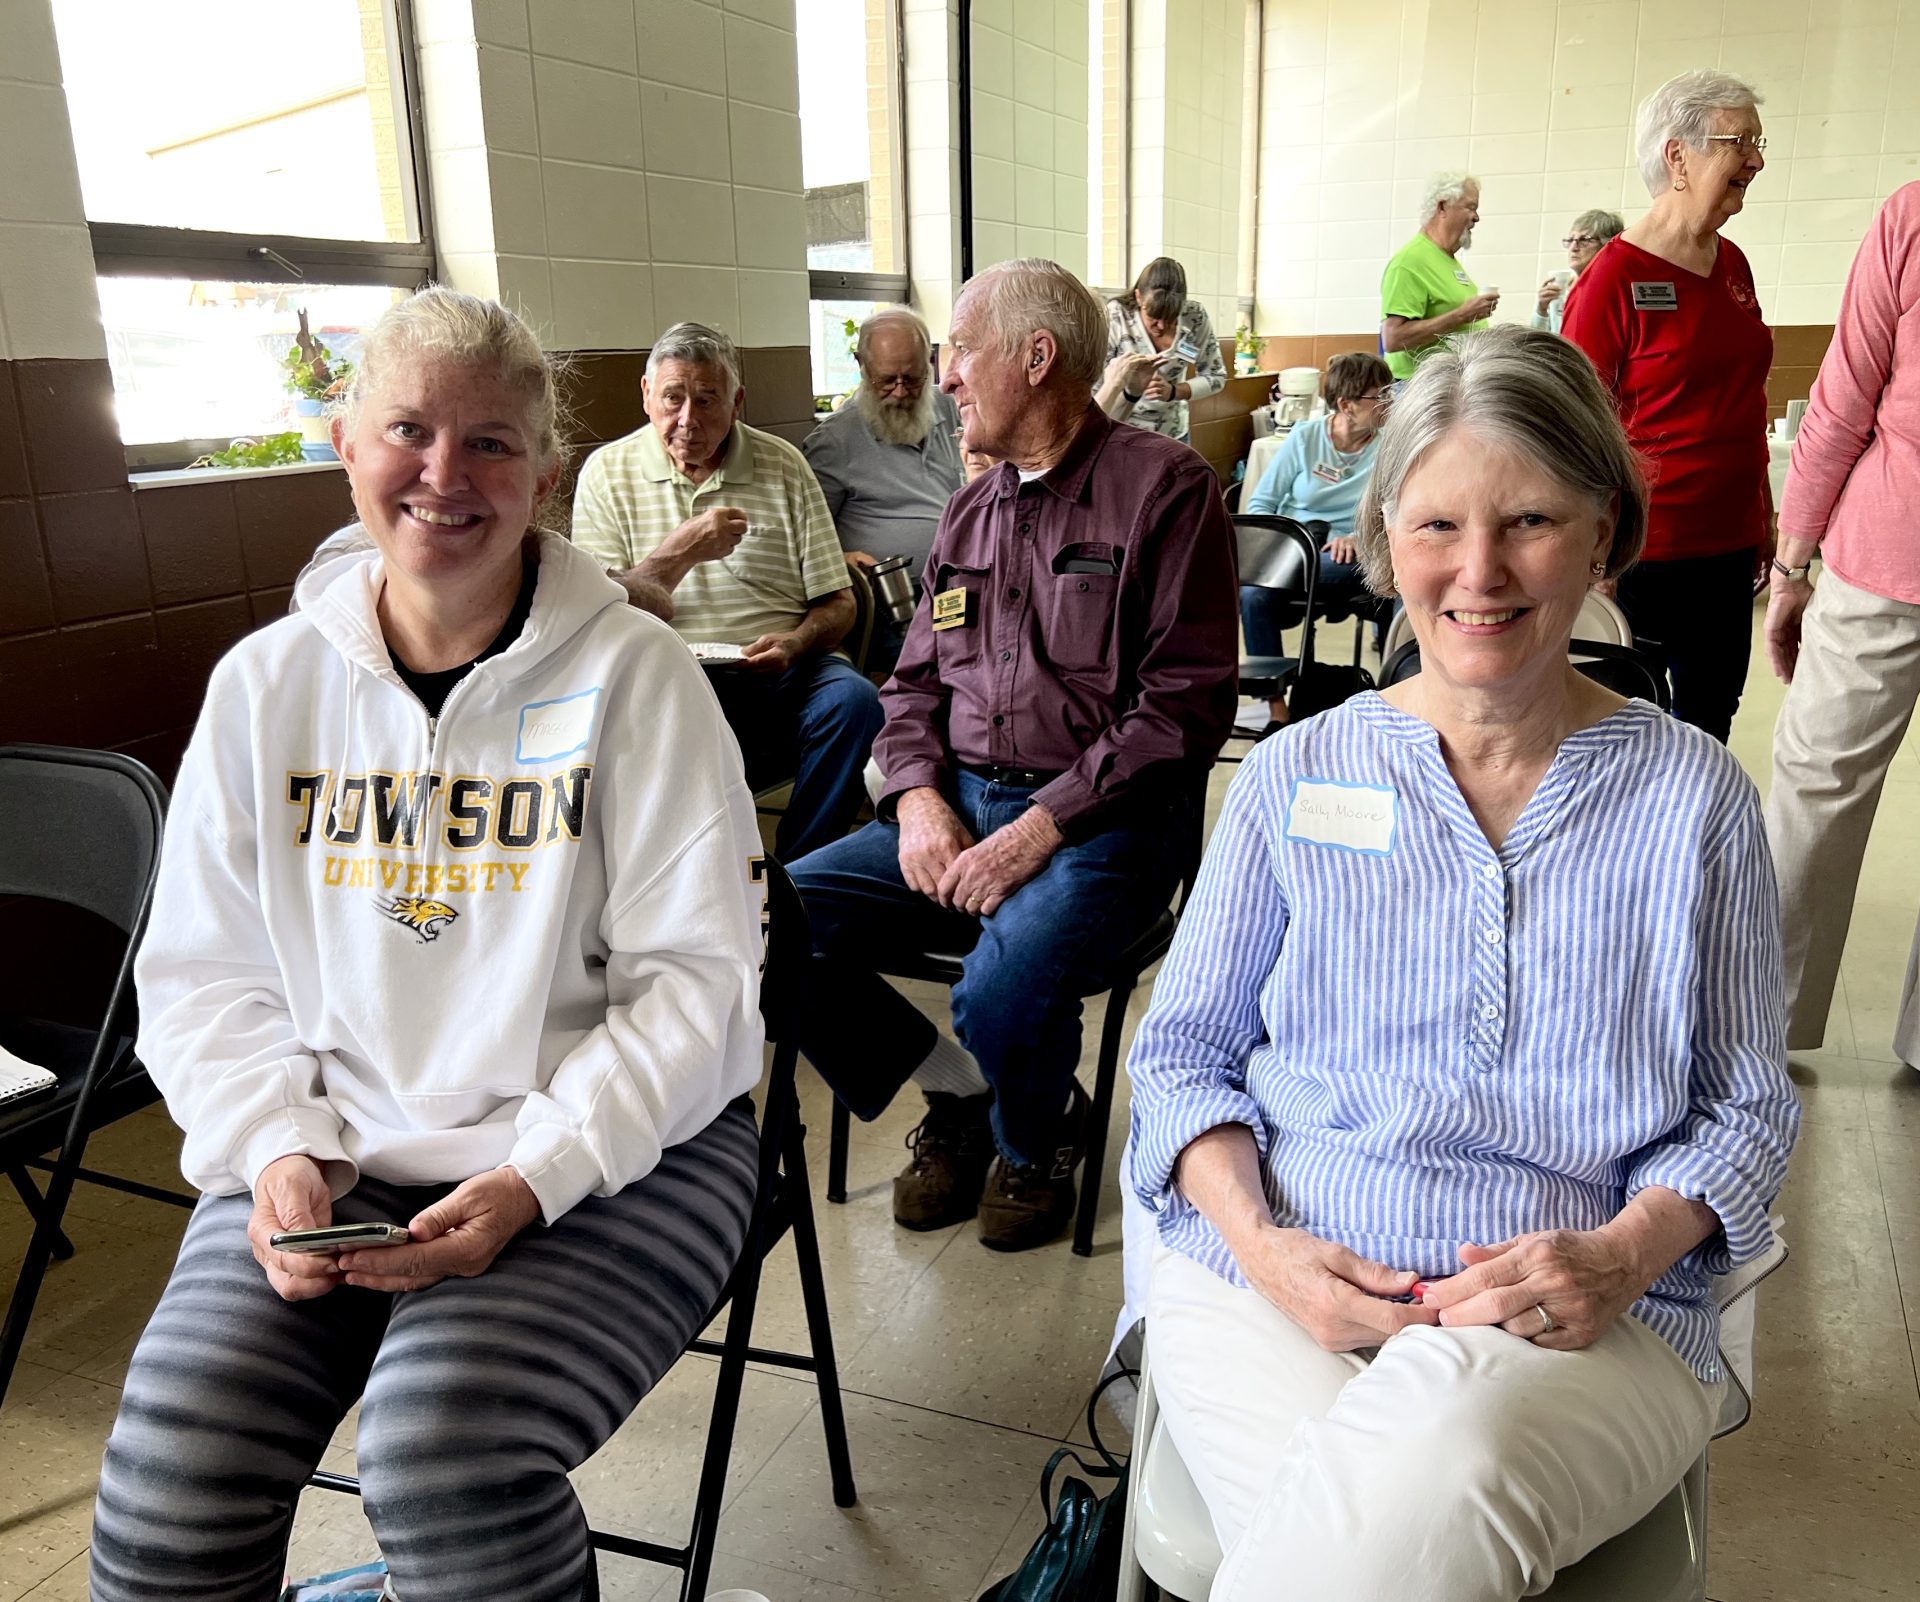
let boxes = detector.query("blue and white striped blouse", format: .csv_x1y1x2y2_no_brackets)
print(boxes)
1127,693,1800,1381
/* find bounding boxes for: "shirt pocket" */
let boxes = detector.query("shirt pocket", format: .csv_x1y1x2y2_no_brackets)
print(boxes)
1040,552,1120,673
930,561,990,670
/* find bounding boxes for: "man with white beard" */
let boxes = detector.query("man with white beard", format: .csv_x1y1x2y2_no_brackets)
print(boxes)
804,307,966,674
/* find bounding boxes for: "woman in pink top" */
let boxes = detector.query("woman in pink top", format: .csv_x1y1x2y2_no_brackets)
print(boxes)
1767,180,1920,1067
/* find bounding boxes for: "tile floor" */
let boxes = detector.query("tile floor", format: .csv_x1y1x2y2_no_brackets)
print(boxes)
4,606,1920,1602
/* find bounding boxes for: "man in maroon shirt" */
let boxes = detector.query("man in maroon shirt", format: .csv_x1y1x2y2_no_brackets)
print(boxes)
790,258,1238,1252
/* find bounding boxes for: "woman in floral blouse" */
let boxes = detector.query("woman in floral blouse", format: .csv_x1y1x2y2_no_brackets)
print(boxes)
1097,257,1228,444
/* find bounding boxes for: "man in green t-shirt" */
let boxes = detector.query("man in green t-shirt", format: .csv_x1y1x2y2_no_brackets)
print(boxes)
1380,174,1501,379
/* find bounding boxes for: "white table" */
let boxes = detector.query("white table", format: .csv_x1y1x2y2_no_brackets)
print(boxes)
1243,432,1284,500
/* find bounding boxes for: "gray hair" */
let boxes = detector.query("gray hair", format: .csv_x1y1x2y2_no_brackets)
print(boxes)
1571,208,1626,244
855,305,932,368
1352,326,1647,594
965,257,1107,391
646,320,742,394
1420,172,1478,224
339,286,569,475
1634,70,1763,196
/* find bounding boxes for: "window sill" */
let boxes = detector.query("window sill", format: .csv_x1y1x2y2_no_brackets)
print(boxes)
129,459,347,491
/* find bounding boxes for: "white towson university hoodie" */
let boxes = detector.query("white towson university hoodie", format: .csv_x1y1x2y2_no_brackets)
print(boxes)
135,533,766,1222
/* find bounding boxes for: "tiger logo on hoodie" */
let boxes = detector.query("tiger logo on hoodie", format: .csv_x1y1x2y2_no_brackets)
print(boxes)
378,895,460,943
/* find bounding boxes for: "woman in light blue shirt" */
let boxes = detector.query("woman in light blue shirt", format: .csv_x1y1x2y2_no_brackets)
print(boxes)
1128,327,1798,1601
1242,352,1394,730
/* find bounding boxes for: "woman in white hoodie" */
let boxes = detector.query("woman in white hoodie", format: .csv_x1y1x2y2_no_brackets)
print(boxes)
91,290,767,1602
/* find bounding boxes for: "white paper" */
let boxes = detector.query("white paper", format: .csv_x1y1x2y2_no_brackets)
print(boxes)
1285,778,1398,856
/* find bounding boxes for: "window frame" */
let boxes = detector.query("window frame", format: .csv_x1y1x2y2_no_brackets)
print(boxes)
78,0,436,469
803,0,910,313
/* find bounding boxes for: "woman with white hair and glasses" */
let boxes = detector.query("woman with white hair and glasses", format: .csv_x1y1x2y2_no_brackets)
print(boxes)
1563,69,1772,743
1532,207,1625,335
1126,326,1797,1600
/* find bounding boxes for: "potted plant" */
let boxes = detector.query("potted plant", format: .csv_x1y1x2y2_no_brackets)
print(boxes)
284,309,354,461
1235,324,1261,377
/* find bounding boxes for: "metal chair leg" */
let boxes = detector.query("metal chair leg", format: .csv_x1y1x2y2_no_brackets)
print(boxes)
678,1075,789,1602
1075,974,1138,1258
0,1134,95,1405
826,1098,850,1205
6,1165,75,1260
784,1110,857,1507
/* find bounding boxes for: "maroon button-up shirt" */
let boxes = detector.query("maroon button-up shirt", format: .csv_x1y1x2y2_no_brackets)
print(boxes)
874,405,1238,835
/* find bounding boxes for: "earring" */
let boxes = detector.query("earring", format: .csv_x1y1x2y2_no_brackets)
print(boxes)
1590,560,1606,577
1672,178,1688,192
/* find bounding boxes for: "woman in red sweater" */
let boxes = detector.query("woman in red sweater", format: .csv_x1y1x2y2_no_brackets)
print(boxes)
1562,69,1772,742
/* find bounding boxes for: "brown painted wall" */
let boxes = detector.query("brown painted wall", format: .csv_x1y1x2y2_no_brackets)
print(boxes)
0,345,817,787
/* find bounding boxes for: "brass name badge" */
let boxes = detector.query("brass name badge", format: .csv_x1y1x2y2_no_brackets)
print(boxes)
931,586,973,632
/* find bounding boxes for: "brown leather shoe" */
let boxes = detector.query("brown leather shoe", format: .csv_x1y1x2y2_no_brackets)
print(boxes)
892,1092,995,1231
977,1083,1090,1253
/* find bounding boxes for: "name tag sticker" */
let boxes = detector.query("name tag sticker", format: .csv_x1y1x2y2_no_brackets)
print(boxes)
931,585,974,632
1311,462,1347,485
1454,269,1472,284
1632,280,1679,311
516,688,601,764
1285,778,1398,856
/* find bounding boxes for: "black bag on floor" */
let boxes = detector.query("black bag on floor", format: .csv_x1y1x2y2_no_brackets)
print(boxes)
977,1370,1132,1602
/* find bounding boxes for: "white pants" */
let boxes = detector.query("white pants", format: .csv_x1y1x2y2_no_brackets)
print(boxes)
1148,1246,1721,1602
1765,565,1920,1061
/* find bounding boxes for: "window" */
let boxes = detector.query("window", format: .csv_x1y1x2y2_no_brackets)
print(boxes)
50,0,433,465
796,0,908,394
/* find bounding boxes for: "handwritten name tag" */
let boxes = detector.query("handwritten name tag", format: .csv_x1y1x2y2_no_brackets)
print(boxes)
516,688,601,763
1285,778,1397,856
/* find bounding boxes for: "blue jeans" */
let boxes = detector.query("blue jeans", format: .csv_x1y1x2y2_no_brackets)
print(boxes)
789,769,1196,1165
1240,553,1375,655
707,654,883,861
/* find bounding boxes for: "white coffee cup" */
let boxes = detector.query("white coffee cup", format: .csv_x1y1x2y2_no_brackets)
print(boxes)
705,1591,773,1602
1553,268,1577,290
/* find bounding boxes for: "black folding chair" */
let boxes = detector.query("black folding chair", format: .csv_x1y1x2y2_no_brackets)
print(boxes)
1381,637,1673,711
0,744,184,1409
307,857,855,1601
821,865,1191,1260
1220,515,1326,757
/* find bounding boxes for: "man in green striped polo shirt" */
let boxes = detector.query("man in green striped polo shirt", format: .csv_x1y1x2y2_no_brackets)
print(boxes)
572,321,882,860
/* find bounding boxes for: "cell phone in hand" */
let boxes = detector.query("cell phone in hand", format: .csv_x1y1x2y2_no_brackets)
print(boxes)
269,1222,411,1254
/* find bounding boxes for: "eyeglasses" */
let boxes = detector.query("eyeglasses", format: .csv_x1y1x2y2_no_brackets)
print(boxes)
1703,134,1767,154
1562,235,1600,249
870,372,926,395
1359,390,1394,403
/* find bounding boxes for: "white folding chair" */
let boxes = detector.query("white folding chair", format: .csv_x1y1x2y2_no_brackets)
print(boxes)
1117,1228,1786,1602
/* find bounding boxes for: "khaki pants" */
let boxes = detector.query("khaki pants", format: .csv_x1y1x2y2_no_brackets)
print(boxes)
1765,566,1920,1062
1148,1246,1720,1601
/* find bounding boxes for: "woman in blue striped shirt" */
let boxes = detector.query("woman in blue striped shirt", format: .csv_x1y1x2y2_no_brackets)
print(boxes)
1128,325,1799,1600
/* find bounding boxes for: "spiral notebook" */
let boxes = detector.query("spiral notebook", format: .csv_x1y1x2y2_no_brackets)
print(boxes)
0,1044,58,1109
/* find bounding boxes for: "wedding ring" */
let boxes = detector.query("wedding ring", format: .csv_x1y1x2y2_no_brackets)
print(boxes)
1534,1303,1555,1335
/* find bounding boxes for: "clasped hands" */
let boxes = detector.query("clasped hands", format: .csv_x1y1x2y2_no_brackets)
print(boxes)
248,1153,542,1301
895,786,1062,918
1238,1221,1653,1354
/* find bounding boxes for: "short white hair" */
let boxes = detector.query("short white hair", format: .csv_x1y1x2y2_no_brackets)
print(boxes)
1635,70,1763,197
646,321,741,394
1420,172,1478,224
855,305,932,369
963,258,1106,392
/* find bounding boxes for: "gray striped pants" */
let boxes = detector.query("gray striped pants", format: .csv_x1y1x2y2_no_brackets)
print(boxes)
91,1101,759,1602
